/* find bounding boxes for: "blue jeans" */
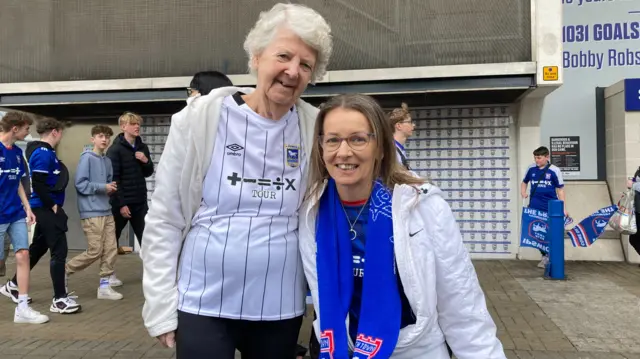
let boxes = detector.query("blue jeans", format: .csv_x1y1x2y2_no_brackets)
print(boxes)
0,218,29,260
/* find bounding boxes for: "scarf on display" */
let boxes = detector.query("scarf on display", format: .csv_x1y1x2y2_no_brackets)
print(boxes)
316,179,401,359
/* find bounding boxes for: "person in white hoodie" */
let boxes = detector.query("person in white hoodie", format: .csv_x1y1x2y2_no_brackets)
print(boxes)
140,3,333,359
299,94,506,359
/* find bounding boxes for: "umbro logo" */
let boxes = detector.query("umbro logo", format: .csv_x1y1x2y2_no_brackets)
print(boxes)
226,144,244,157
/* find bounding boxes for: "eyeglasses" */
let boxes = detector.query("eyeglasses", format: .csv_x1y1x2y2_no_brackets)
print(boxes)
186,88,196,96
319,132,375,151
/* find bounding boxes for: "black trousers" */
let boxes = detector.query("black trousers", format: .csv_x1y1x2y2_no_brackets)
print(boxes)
176,311,303,359
629,213,640,256
13,207,68,299
113,202,148,246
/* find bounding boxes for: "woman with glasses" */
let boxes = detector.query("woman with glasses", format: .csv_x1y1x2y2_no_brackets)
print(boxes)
140,3,333,358
299,94,506,359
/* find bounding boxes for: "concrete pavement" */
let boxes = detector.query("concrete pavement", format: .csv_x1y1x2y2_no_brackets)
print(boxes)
1,252,640,358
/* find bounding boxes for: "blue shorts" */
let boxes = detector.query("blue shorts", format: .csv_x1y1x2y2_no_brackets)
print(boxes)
0,219,29,260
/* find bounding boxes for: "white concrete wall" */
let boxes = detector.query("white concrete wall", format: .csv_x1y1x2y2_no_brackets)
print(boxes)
562,182,623,262
515,97,545,261
605,80,640,263
606,81,630,198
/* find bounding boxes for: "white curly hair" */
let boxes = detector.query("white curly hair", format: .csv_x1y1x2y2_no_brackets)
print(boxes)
243,3,333,84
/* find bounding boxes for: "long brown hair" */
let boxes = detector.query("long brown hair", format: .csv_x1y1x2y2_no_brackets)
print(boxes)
306,94,424,201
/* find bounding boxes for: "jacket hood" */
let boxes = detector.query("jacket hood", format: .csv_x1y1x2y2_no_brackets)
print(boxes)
186,94,199,105
396,182,443,206
115,133,144,148
26,140,53,160
81,149,105,158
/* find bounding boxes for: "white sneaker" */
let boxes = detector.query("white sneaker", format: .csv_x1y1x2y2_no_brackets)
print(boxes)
50,296,81,314
97,286,123,300
0,282,32,304
109,274,123,287
14,306,49,324
537,255,549,268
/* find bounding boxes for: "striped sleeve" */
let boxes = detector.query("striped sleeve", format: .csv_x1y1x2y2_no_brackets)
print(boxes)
550,165,564,187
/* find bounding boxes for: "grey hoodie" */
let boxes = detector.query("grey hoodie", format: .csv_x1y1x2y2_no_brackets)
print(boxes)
75,150,113,219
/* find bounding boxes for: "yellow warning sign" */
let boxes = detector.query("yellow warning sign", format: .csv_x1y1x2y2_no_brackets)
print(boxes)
543,66,558,81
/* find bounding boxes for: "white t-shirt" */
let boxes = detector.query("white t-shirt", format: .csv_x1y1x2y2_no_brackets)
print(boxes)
177,93,307,320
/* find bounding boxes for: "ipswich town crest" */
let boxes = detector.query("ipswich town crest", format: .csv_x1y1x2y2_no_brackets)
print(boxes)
352,334,383,359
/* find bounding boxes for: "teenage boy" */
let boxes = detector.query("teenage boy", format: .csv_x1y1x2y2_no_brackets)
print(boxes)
0,112,49,323
107,112,154,257
521,146,568,268
65,125,123,300
389,103,415,170
0,117,81,314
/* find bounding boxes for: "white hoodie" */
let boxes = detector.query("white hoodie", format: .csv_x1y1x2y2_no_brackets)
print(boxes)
299,182,507,359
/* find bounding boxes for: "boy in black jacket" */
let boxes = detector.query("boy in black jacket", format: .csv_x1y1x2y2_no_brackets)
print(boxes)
106,112,154,265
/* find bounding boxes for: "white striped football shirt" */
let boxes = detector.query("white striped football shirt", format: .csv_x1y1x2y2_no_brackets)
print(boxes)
177,93,307,321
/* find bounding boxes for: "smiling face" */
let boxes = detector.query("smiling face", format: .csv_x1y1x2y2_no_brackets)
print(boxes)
321,108,378,201
252,27,317,109
13,124,30,141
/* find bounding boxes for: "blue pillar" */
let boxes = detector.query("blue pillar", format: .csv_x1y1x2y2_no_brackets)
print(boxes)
546,200,566,280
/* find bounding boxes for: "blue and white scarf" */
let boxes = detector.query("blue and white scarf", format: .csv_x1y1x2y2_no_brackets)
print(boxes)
316,179,401,359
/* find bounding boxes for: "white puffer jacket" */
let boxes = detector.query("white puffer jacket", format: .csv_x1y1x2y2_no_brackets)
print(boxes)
299,182,507,359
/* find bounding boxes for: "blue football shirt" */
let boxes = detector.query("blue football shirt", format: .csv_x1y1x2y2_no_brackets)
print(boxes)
29,146,65,208
523,163,564,211
0,143,26,224
343,200,416,343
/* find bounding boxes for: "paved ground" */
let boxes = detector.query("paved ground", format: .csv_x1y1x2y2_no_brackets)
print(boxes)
2,252,640,358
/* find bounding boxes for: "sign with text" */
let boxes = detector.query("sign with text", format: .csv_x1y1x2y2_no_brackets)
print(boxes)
625,78,640,112
541,1,640,179
543,66,559,81
520,208,550,253
550,136,581,177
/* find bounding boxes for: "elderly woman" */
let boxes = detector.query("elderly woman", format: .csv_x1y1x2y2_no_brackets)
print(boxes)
299,94,506,359
140,3,332,359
